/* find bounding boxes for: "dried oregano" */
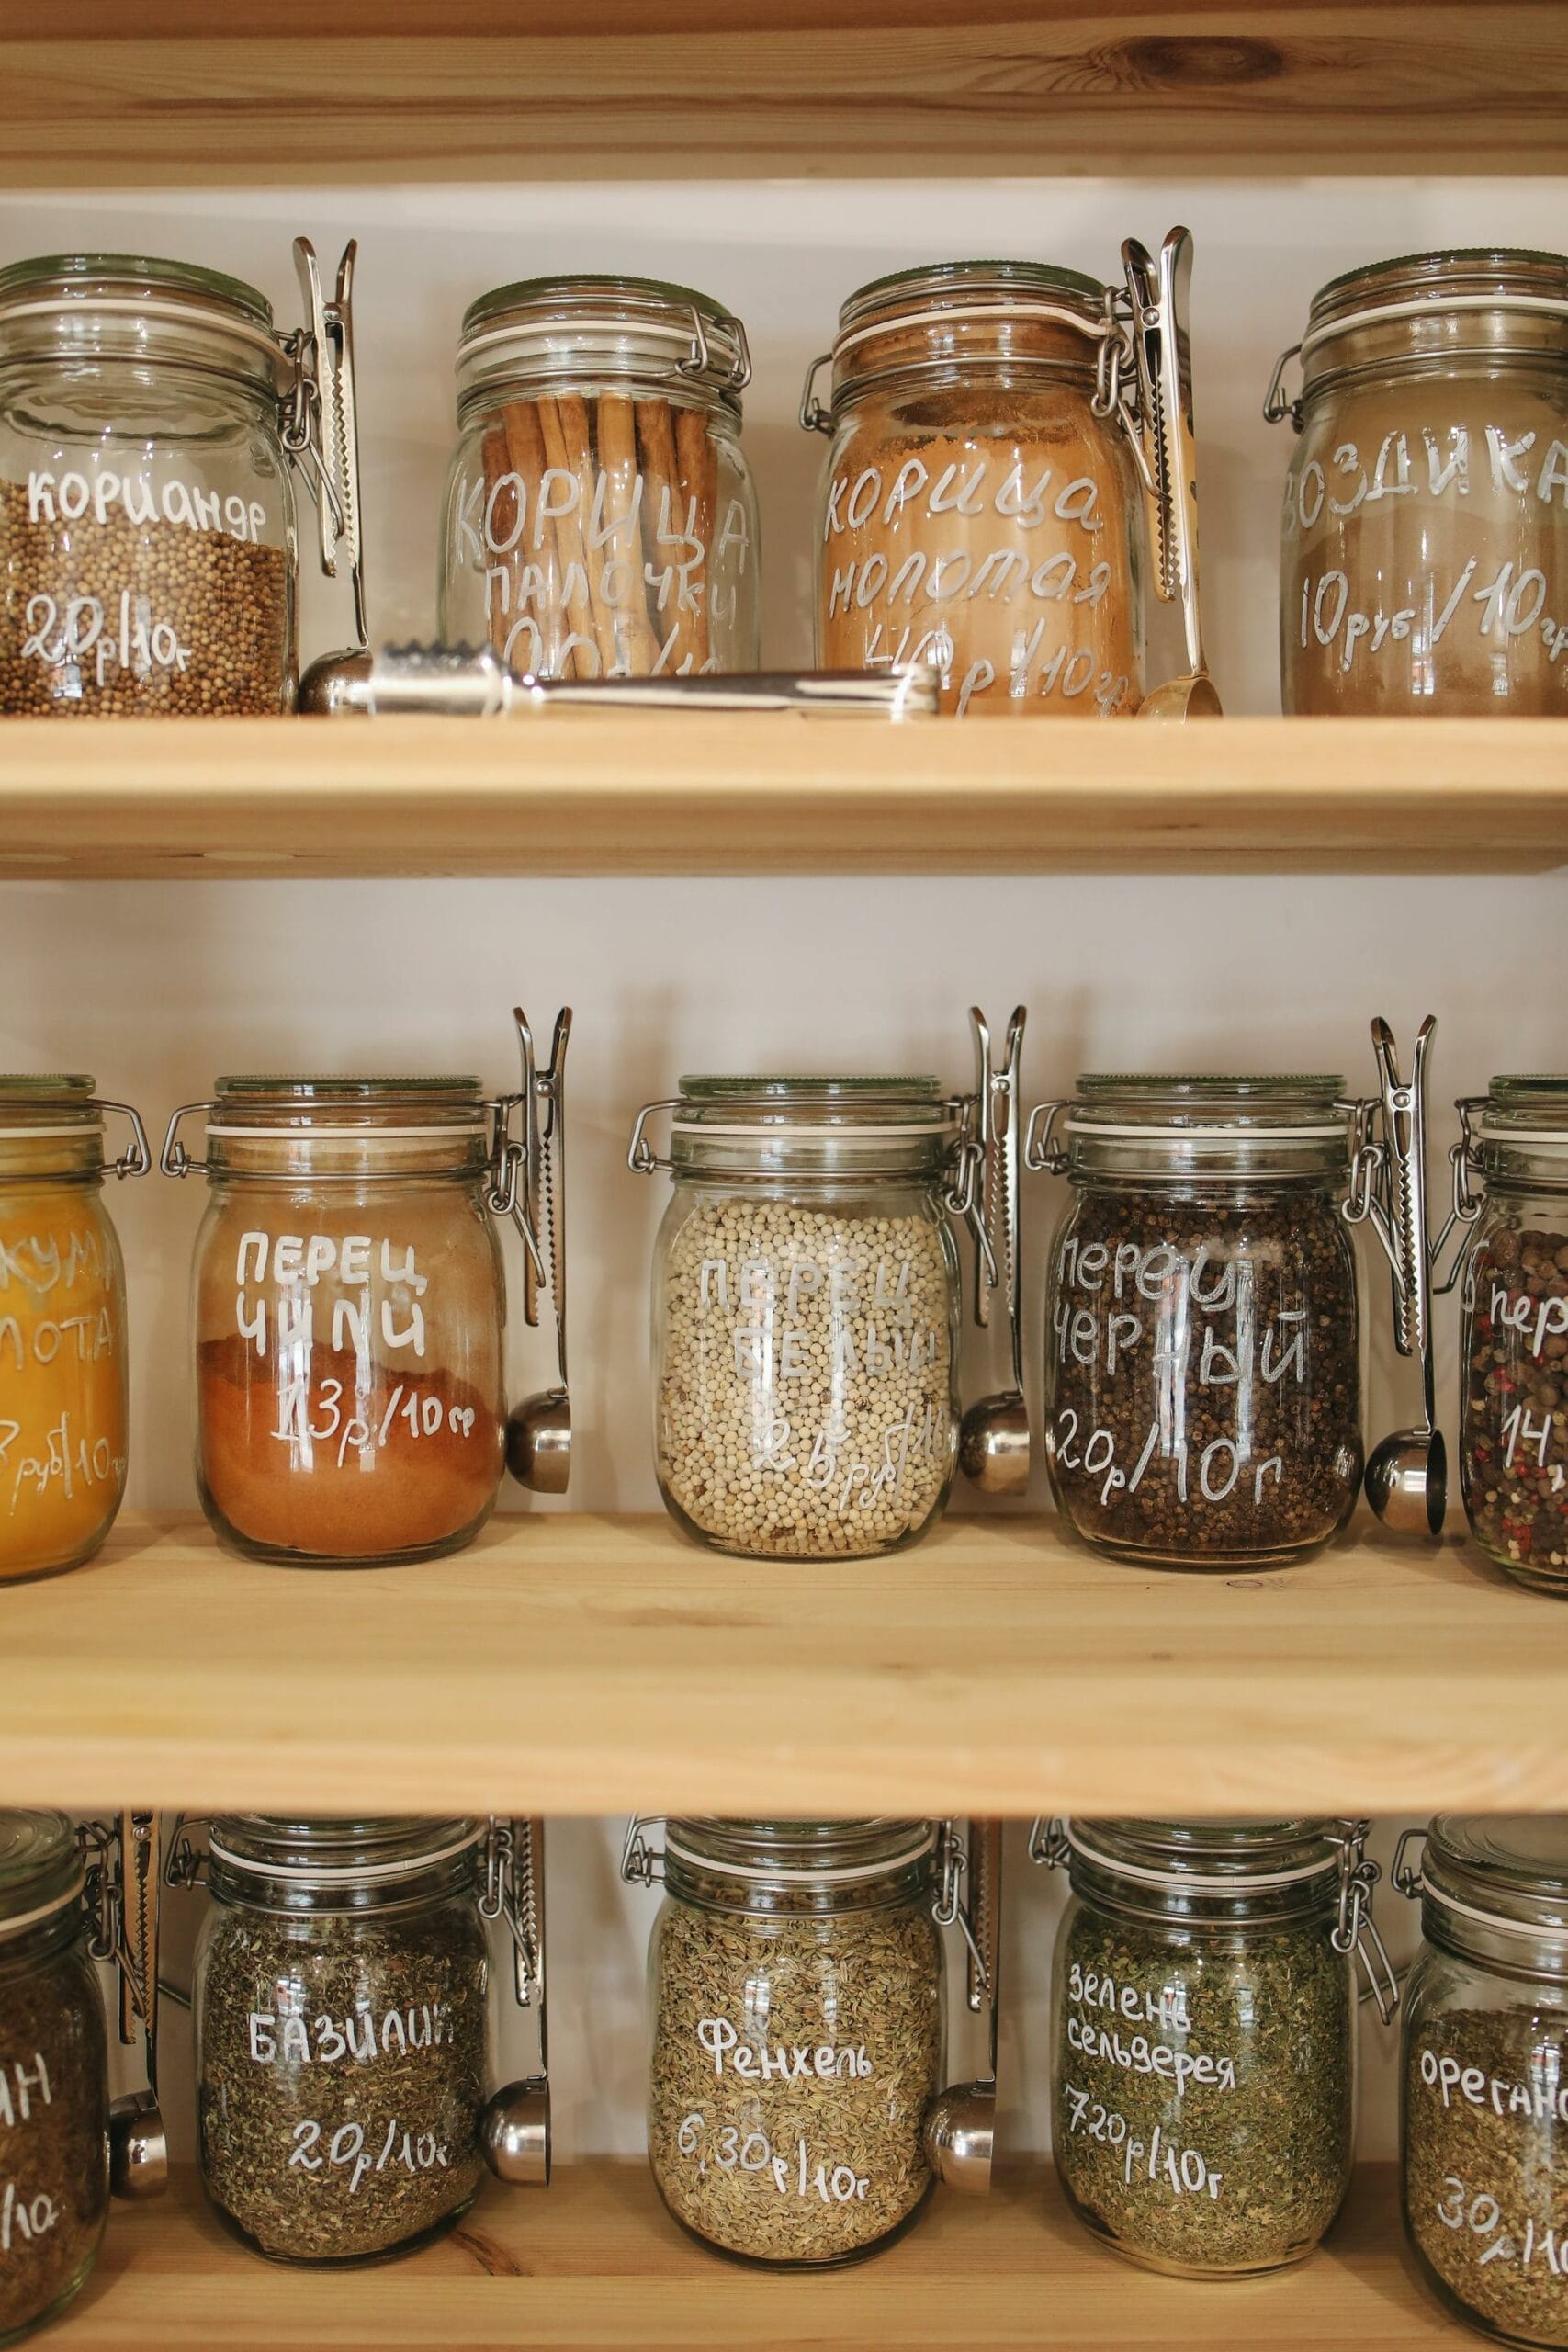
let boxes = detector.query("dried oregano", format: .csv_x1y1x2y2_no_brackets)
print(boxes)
649,1897,942,2264
197,1900,487,2262
1405,2002,1568,2344
1054,1900,1354,2274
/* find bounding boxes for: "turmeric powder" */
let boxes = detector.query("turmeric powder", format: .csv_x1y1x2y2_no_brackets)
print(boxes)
0,1188,128,1580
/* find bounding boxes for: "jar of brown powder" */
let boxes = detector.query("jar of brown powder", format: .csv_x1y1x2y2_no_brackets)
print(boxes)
1269,247,1568,713
162,1057,566,1566
801,237,1211,717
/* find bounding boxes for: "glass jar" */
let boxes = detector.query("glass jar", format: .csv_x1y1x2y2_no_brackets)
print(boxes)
1450,1077,1568,1592
0,243,362,717
0,1077,148,1583
1398,1814,1568,2347
627,1076,976,1558
623,1816,998,2267
162,1076,525,1566
440,276,759,679
1027,1075,1365,1567
0,1811,108,2344
1036,1815,1394,2279
185,1814,547,2265
1269,247,1568,714
800,241,1207,718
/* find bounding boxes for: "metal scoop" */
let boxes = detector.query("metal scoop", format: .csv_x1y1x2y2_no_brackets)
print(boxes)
1354,1018,1447,1536
923,1821,1002,2194
99,1813,168,2199
959,1007,1032,1495
480,1820,552,2187
506,1009,572,1494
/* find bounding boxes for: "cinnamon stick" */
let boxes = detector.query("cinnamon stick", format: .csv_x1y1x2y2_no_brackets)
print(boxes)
595,393,660,673
636,399,690,672
674,403,716,669
538,393,619,676
500,400,573,679
479,426,514,660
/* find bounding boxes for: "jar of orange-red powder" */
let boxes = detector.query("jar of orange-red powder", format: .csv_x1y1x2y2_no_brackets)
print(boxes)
161,1072,552,1566
0,1075,149,1582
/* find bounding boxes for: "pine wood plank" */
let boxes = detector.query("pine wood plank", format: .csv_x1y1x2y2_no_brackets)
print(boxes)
1,1510,1564,1817
2,8,1564,183
0,715,1563,878
48,2162,1445,2348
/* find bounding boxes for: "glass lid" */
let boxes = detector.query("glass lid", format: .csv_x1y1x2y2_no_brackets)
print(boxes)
457,273,750,401
836,256,1106,334
208,1076,488,1131
1480,1075,1568,1133
0,250,275,328
209,1815,485,1883
665,1819,935,1884
0,1074,101,1125
674,1076,947,1124
0,1810,83,1935
1068,1817,1345,1888
1425,1815,1568,1938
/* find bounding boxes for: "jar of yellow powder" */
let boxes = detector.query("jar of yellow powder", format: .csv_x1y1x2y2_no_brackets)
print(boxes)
0,1076,148,1581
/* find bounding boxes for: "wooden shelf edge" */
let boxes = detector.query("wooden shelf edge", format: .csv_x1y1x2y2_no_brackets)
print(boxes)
1,715,1564,878
4,1510,1568,1818
5,9,1566,187
51,2162,1444,2348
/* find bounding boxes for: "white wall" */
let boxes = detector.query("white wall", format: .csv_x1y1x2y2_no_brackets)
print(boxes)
2,176,1565,2171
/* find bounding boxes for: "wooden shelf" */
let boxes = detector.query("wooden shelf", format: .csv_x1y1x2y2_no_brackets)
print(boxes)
52,2162,1445,2349
2,715,1564,879
5,1509,1567,1817
4,6,1563,184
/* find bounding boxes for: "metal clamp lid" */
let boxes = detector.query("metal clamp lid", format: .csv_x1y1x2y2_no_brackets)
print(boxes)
1342,1016,1447,1537
923,1818,1003,2196
80,1813,168,2199
956,1007,1031,1497
478,1817,551,2188
502,1008,572,1497
281,238,367,653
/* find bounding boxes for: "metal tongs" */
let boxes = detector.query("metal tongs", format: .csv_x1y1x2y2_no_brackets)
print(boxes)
1119,229,1221,718
958,1007,1031,1494
1346,1016,1447,1535
290,237,368,695
505,1007,572,1494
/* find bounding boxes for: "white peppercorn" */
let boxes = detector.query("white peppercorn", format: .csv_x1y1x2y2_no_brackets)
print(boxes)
656,1194,958,1557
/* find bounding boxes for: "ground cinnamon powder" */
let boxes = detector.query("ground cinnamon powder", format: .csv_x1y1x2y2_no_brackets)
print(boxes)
197,1334,502,1562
